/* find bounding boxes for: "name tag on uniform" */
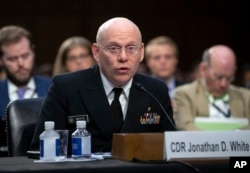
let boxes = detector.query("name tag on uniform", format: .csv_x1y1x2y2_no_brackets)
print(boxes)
68,115,89,124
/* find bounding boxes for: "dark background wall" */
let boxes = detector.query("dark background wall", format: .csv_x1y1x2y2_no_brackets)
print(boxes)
0,0,249,84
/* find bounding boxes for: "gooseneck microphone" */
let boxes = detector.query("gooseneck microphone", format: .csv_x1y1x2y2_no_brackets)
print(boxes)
134,82,176,130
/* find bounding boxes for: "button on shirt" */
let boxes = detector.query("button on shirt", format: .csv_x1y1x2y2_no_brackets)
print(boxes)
8,78,38,101
100,72,132,120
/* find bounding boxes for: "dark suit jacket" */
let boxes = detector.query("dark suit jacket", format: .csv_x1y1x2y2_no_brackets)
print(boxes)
0,76,51,118
30,66,175,153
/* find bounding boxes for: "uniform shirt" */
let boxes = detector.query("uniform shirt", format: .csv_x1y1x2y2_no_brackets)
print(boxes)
100,71,132,120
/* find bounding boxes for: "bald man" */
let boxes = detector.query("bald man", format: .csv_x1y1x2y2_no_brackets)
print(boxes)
173,45,250,130
30,17,175,154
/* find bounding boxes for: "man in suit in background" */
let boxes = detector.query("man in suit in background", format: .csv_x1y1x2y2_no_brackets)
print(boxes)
145,36,184,100
173,44,250,130
0,25,51,156
30,17,176,154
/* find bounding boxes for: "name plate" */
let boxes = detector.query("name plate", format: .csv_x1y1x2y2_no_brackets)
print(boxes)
164,131,250,160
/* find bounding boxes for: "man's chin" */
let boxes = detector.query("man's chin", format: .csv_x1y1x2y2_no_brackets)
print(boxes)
9,76,31,87
214,92,227,98
155,72,170,77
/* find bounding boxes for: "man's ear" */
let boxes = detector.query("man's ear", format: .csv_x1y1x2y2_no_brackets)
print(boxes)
140,43,144,62
92,43,100,62
199,62,207,77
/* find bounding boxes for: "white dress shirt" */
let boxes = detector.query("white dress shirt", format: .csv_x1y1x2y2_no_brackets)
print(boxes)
8,78,38,101
207,93,231,119
100,71,132,120
167,77,176,99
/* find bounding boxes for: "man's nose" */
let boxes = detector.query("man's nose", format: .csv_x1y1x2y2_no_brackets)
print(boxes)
220,78,229,88
118,48,128,62
17,57,24,66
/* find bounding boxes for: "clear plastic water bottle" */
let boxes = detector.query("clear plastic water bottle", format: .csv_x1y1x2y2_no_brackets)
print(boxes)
39,121,60,161
71,120,91,158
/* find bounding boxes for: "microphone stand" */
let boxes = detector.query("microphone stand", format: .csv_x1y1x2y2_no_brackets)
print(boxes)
134,82,176,130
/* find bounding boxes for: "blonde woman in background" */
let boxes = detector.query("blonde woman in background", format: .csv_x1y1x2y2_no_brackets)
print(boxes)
53,36,96,76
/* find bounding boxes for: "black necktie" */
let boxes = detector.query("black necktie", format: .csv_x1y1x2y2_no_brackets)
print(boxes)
111,88,123,132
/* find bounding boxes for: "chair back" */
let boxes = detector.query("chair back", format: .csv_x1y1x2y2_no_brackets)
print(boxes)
6,97,44,156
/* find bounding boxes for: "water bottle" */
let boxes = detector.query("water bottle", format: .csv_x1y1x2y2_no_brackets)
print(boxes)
39,121,60,161
71,120,91,158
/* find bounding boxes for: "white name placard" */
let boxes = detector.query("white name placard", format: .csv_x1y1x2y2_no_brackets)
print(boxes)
164,130,250,160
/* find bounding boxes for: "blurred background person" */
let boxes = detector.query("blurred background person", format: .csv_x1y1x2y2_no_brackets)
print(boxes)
174,45,250,130
53,36,96,76
145,36,184,99
0,25,51,156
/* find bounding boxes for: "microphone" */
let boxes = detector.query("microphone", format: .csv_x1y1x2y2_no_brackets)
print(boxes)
134,82,176,130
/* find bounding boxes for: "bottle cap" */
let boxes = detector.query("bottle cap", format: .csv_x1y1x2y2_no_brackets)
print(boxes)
76,120,86,128
44,121,55,130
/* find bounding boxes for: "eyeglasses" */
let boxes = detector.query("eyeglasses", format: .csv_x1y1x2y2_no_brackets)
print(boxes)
66,53,90,62
213,73,234,82
209,69,235,82
98,44,142,56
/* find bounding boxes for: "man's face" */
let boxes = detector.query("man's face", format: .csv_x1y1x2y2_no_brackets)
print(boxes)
146,44,178,79
0,37,34,86
204,61,235,98
92,26,144,87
